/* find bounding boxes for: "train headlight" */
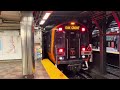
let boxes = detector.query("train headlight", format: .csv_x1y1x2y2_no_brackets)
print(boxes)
82,55,85,58
59,57,64,60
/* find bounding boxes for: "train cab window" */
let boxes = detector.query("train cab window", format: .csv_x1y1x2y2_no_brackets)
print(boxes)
56,37,62,44
55,32,65,48
55,37,65,47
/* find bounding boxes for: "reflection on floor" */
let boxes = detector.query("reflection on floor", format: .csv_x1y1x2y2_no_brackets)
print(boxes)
0,60,50,79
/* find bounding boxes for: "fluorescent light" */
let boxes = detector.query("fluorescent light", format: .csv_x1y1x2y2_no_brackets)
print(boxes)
39,20,45,25
39,11,53,25
43,13,51,20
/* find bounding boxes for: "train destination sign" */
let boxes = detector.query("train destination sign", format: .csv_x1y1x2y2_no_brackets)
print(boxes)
65,26,80,30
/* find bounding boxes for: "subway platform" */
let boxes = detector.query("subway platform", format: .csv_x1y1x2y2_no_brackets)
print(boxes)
0,59,67,79
0,60,22,79
0,60,49,79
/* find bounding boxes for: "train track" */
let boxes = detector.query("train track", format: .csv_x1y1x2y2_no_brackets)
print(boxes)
106,65,120,78
61,64,119,79
78,70,93,79
63,69,93,79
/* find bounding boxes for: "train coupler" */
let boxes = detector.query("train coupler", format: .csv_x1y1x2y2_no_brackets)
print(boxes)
67,64,81,72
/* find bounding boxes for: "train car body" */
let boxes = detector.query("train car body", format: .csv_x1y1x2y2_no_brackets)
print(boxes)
46,21,92,70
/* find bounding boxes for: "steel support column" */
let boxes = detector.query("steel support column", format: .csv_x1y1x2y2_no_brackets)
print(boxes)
99,17,107,74
20,11,35,79
93,13,107,74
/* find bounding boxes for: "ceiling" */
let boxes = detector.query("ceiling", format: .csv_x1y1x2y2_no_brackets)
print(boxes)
0,11,116,31
33,11,113,32
0,11,21,30
44,11,90,26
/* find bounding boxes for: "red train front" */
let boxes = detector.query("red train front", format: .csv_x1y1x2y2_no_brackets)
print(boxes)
46,21,92,71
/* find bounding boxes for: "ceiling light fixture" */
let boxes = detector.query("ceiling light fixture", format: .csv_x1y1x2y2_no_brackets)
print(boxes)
39,20,45,25
39,11,53,25
43,13,51,20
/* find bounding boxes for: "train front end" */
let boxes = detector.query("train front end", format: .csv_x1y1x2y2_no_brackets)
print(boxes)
54,22,92,70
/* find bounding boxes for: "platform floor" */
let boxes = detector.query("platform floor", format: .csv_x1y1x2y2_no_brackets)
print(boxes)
34,60,50,79
0,60,22,79
0,60,50,79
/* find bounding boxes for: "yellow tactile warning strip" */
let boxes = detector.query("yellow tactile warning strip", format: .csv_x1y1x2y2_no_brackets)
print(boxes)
41,59,68,79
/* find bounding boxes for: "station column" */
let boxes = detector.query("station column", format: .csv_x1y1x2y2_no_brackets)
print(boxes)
20,11,35,78
99,17,107,74
92,12,107,74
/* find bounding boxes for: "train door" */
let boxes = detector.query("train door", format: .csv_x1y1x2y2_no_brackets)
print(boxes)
65,31,80,60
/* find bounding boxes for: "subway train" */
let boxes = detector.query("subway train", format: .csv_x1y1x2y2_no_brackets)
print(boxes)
43,21,92,71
